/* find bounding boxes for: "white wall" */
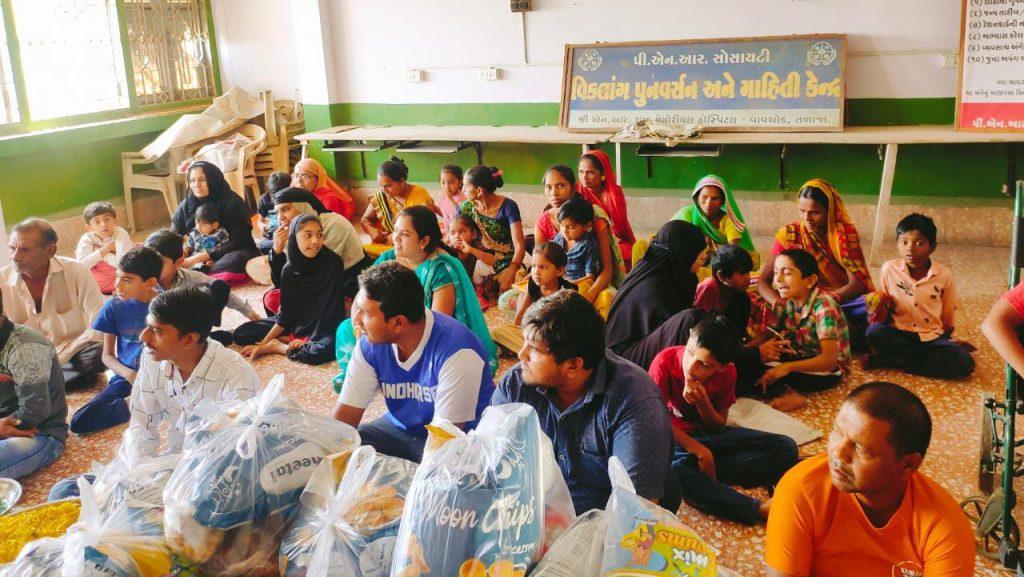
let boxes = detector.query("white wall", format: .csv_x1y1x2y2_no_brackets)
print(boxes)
212,0,302,100
214,0,964,104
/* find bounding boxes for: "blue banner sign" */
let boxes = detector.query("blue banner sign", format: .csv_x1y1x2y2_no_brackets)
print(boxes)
560,35,846,132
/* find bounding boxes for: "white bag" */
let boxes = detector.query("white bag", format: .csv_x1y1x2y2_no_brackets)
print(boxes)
529,509,607,577
279,446,417,577
162,375,360,577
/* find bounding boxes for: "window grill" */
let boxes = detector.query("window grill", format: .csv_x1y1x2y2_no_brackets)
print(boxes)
124,0,215,107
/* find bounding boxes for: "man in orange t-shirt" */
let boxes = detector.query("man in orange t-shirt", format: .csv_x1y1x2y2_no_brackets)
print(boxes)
765,381,974,577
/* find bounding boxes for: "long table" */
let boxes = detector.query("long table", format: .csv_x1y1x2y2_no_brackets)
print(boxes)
298,123,1024,264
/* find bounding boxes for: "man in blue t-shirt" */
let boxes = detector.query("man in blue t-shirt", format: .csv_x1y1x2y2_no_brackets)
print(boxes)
492,289,675,514
70,247,164,434
333,261,495,463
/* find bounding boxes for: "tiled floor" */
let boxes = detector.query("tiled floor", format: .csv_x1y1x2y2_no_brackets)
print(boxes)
13,236,1022,576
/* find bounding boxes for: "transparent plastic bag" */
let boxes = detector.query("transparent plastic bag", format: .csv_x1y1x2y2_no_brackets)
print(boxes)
279,446,417,577
389,403,575,577
162,374,360,577
601,457,720,577
91,428,181,513
0,477,170,577
529,509,607,577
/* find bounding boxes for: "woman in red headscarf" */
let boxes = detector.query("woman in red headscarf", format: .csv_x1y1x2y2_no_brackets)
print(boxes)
578,149,636,267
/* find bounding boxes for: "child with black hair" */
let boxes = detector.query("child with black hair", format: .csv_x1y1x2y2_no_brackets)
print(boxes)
757,248,850,412
144,228,259,323
649,315,798,525
554,196,601,289
437,164,466,236
694,244,754,330
70,246,164,434
184,204,231,271
256,171,292,254
866,213,974,378
128,285,259,457
514,242,575,326
76,201,133,295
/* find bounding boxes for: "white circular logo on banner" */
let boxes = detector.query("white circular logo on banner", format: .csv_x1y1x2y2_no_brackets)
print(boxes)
577,49,603,71
807,42,837,66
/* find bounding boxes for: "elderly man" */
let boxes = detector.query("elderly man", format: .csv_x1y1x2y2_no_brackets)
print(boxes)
765,381,974,577
2,218,104,388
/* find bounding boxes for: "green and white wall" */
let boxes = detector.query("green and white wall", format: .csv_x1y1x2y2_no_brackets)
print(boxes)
4,0,1020,232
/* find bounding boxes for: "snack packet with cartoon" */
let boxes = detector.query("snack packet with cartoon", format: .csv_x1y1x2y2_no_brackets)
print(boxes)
162,375,360,577
601,457,720,577
530,509,607,577
389,403,575,577
279,445,417,577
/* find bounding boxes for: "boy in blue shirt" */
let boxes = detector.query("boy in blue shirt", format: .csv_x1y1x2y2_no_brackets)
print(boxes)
333,261,495,463
70,246,163,434
553,196,601,288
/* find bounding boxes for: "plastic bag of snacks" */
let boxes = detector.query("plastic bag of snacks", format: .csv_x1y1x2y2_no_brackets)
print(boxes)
162,374,360,577
601,457,720,577
279,445,417,577
92,428,181,513
529,509,608,577
389,403,575,577
0,477,171,577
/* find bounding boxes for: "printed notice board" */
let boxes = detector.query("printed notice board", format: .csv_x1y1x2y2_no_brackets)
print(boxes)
956,0,1024,132
559,34,846,132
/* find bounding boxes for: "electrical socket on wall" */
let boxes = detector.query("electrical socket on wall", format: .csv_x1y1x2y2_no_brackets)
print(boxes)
511,0,530,12
479,67,501,81
941,54,959,69
404,69,424,82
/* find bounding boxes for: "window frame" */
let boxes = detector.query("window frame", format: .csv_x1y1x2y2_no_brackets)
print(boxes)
0,0,221,137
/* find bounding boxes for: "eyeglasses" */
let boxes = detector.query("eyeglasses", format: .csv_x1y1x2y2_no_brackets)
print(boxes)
292,173,315,181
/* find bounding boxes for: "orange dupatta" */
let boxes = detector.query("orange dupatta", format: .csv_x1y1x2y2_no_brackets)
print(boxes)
775,179,875,293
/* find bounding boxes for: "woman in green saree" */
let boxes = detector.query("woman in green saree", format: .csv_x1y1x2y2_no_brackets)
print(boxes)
366,205,498,374
673,174,759,273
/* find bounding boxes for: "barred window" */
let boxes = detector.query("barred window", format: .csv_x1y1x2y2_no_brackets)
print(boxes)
124,0,216,107
0,0,217,129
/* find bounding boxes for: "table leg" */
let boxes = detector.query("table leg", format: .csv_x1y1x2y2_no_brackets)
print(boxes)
615,141,622,186
869,143,899,266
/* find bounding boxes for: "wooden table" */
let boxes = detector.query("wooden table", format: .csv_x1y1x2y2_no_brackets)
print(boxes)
612,125,1024,264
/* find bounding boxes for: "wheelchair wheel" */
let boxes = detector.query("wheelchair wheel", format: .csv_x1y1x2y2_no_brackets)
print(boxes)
962,495,1020,560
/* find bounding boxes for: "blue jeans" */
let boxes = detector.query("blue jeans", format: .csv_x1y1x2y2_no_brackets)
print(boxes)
358,416,426,463
866,323,975,379
670,426,798,525
0,433,64,479
69,375,132,434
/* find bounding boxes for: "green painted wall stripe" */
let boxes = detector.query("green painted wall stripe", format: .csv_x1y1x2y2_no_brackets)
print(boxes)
307,100,1022,201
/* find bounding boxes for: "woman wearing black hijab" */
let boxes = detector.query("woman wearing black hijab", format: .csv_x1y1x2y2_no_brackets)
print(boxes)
171,161,258,274
605,220,710,369
234,214,347,365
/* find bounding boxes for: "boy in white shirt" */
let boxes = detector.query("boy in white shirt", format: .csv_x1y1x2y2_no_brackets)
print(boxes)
129,285,259,457
76,202,133,295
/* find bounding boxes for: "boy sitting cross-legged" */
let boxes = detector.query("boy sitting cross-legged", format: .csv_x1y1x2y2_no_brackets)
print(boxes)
866,213,975,379
69,246,163,434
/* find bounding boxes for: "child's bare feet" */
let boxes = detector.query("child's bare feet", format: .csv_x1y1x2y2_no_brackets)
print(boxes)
769,388,808,412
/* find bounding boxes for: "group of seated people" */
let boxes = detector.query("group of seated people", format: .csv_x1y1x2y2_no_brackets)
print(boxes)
0,148,1001,575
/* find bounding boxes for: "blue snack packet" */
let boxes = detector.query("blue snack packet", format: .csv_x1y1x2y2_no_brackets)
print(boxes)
389,404,575,577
